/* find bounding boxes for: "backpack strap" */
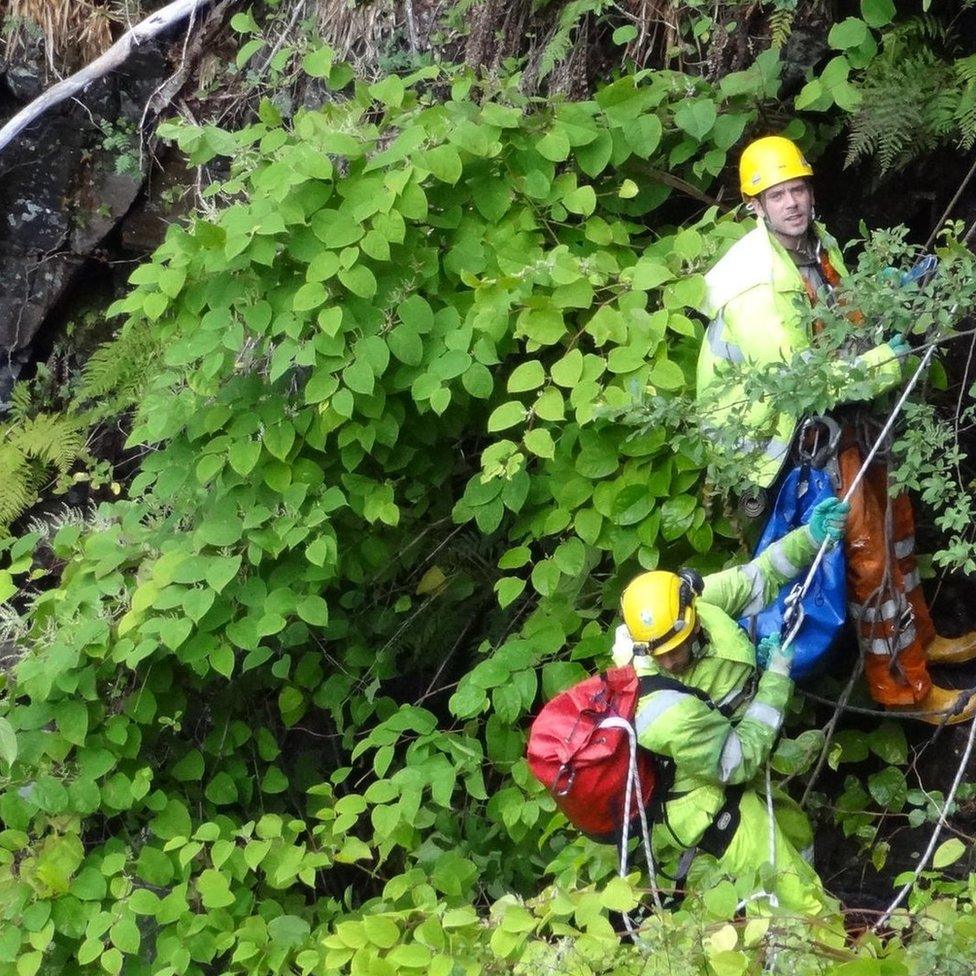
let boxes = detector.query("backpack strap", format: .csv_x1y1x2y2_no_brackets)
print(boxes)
639,673,746,719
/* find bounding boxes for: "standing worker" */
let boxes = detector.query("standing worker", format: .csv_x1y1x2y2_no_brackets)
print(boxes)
615,497,848,918
696,134,976,724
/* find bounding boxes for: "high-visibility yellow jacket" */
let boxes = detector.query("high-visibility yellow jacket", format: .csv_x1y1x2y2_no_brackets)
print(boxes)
696,220,903,488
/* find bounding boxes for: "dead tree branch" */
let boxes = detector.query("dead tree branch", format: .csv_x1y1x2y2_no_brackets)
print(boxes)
0,0,215,156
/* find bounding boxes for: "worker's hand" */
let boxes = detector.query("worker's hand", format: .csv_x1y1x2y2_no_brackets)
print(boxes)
761,633,795,676
887,334,912,359
808,497,850,546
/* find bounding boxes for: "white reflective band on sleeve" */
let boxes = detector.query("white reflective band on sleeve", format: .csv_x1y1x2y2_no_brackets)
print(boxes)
865,623,917,656
634,690,689,736
903,569,921,593
718,732,745,784
740,436,791,463
743,700,783,731
706,313,746,364
849,597,900,624
766,539,800,580
738,562,767,617
894,536,915,560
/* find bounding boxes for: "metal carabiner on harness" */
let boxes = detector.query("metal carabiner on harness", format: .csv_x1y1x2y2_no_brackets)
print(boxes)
796,415,841,470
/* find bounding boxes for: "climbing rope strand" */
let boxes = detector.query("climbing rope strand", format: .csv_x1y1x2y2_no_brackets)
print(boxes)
764,761,779,909
874,707,976,930
600,716,663,929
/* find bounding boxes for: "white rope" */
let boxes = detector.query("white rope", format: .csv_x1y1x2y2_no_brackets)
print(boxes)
599,716,663,933
874,708,976,930
764,761,779,909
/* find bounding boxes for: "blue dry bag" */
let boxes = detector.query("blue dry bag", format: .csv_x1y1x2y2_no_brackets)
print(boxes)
739,464,847,679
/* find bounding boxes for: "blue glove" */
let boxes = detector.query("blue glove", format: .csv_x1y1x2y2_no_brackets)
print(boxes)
887,334,912,359
758,633,794,675
808,497,850,546
901,254,938,288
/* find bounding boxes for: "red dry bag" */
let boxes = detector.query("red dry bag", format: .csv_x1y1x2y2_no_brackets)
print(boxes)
527,665,658,842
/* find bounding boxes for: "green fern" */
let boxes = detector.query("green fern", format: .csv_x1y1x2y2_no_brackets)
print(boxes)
845,18,976,173
0,385,87,530
76,318,161,413
537,0,611,82
769,8,795,49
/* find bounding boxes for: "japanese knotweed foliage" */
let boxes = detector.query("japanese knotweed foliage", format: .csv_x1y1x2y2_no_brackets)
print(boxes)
0,58,843,976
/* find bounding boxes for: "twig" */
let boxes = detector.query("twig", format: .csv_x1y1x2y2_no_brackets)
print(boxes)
799,658,863,807
258,0,307,74
924,153,976,251
799,686,976,720
404,0,419,52
0,0,214,156
874,709,976,929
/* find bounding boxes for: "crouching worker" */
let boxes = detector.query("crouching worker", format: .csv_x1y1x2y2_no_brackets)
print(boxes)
615,497,847,922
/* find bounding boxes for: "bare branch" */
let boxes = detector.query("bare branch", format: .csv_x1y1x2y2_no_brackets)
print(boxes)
0,0,215,156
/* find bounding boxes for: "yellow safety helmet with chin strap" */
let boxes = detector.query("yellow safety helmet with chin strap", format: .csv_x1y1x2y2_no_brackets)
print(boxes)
739,135,813,197
620,569,703,656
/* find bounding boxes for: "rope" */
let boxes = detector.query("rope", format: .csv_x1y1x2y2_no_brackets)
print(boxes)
874,706,976,930
599,716,663,933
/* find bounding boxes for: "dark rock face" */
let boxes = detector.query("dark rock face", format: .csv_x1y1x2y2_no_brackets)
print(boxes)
0,44,171,379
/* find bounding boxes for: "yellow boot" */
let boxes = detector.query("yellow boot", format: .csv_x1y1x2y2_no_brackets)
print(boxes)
925,632,976,666
888,685,976,725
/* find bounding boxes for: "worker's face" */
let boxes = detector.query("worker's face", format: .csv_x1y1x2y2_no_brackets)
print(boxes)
654,630,697,674
750,178,814,245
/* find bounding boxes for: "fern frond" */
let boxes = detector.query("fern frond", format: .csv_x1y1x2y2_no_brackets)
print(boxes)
77,318,161,409
846,47,958,174
10,414,85,475
769,8,794,48
8,382,32,422
956,54,976,85
537,0,610,82
0,443,34,528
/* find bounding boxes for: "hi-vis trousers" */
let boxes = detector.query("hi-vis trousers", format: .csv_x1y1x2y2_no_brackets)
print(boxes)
838,442,936,705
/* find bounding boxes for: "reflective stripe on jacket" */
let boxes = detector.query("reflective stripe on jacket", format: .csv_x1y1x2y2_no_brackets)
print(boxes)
634,524,818,853
696,221,903,488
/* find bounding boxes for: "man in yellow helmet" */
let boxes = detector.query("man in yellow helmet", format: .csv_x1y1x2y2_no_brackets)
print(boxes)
615,496,849,919
696,134,976,724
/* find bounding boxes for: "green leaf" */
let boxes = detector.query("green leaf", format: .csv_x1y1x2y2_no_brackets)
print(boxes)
338,265,377,299
868,767,907,811
860,0,894,26
828,17,869,49
487,401,527,432
524,427,555,459
294,281,327,312
933,838,966,869
563,185,596,216
303,45,335,78
536,128,570,162
206,555,242,593
229,440,261,476
612,24,637,44
495,577,526,609
423,144,463,184
674,99,716,140
0,717,17,767
0,570,15,603
507,361,545,393
297,595,329,626
649,358,685,390
369,74,405,107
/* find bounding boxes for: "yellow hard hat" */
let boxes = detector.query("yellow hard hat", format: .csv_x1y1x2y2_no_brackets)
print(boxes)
620,570,701,655
739,135,813,197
